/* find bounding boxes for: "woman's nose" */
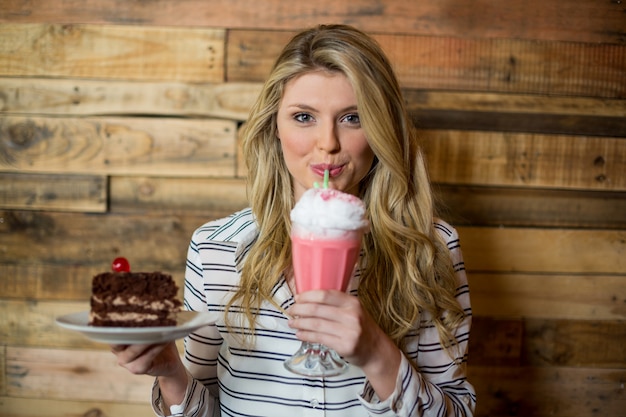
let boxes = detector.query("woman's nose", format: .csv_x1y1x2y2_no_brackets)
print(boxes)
317,125,340,152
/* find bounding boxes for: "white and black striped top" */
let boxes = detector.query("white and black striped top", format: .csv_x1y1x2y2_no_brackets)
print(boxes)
152,208,476,417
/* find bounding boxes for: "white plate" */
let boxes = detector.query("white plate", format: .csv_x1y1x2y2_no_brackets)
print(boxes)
55,311,218,344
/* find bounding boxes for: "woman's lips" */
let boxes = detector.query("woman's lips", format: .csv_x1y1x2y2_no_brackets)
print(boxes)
311,164,344,178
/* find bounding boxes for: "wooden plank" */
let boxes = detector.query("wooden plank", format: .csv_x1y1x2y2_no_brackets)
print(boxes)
1,0,623,44
1,300,96,349
110,176,247,216
405,90,626,118
421,130,626,192
0,346,5,396
0,24,224,82
434,185,626,229
469,273,625,320
405,91,626,136
6,347,154,402
2,212,625,274
522,319,626,368
0,115,238,176
0,397,153,417
0,172,107,212
0,78,261,121
0,211,203,268
468,366,626,417
413,109,626,137
228,30,626,98
460,227,626,274
467,318,523,367
469,318,626,368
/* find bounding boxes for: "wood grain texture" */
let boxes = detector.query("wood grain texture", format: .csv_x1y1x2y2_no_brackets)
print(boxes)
0,24,224,82
0,172,107,212
0,116,238,176
110,176,247,216
435,185,626,229
0,346,5,396
0,396,154,417
0,210,203,270
421,130,626,191
228,30,626,98
1,0,623,44
469,366,626,417
469,318,626,368
460,227,626,274
0,78,262,120
522,319,626,368
6,347,154,402
413,109,626,137
469,274,626,320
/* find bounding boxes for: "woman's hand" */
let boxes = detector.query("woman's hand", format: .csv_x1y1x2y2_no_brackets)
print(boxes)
111,341,181,376
287,290,401,399
111,341,188,409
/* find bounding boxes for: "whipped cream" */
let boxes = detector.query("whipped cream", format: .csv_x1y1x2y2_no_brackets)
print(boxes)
291,188,369,232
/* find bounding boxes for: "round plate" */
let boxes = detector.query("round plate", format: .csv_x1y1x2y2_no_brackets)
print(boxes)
55,311,218,344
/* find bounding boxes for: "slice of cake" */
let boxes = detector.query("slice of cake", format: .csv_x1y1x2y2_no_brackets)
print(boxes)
89,258,182,327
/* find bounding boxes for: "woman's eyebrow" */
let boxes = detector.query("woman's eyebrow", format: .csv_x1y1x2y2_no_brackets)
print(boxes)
286,103,358,113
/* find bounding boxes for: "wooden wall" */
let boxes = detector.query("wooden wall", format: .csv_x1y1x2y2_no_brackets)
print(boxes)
1,1,625,416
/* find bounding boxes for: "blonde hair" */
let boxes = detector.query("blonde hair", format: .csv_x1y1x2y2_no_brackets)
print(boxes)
228,24,465,351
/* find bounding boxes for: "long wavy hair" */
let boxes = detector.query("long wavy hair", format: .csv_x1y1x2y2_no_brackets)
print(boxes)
227,24,465,351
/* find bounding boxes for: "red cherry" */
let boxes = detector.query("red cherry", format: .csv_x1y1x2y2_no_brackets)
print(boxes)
112,257,130,272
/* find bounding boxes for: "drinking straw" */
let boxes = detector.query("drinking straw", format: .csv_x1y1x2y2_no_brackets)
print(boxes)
323,169,329,189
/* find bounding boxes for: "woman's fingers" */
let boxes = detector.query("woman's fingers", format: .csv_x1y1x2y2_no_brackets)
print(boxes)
110,342,170,375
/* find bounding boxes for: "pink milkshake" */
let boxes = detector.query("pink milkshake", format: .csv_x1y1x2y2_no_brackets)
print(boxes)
291,225,362,294
285,187,369,377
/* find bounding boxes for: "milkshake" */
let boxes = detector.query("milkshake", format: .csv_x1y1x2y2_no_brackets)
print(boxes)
290,187,368,293
285,186,369,376
291,224,361,293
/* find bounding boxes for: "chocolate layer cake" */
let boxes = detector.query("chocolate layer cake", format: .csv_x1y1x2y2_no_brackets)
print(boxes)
89,272,182,327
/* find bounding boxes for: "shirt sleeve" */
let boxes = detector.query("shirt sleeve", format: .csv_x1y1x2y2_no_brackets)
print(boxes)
358,224,476,416
151,236,222,417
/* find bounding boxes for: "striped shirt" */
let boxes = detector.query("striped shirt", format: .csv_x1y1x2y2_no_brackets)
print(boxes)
152,208,476,417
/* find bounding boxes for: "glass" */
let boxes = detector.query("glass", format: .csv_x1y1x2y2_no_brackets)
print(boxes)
284,223,363,377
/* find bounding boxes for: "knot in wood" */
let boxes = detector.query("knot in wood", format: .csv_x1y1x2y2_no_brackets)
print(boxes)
593,156,606,167
82,409,104,417
6,120,40,148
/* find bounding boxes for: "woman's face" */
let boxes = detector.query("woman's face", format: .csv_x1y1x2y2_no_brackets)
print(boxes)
276,71,375,202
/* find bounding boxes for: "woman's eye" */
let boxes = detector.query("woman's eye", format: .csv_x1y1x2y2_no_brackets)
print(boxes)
294,113,313,123
342,113,361,125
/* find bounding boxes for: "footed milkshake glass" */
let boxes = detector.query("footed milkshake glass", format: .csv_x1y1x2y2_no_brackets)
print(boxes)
284,222,364,377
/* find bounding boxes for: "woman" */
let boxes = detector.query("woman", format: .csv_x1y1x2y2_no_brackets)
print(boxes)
113,24,476,417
